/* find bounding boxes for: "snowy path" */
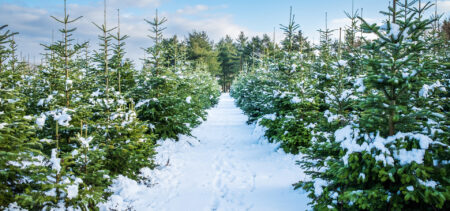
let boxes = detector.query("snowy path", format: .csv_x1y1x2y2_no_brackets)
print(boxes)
103,94,310,211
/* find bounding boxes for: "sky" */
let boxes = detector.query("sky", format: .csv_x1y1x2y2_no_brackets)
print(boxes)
1,0,449,66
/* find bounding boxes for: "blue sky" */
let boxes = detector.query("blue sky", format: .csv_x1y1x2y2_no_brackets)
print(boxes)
1,0,449,65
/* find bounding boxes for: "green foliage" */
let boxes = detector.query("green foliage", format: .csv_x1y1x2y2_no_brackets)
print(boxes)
3,0,449,210
217,35,239,92
144,9,168,74
0,67,53,209
1,1,220,209
280,6,300,53
131,68,220,140
0,25,18,72
187,31,220,76
231,49,318,151
231,2,449,210
260,116,311,154
231,70,277,123
135,14,221,141
293,2,449,210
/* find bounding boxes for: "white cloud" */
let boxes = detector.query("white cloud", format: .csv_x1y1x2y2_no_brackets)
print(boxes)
168,15,247,41
176,5,209,15
1,2,258,67
437,0,450,14
0,3,56,64
2,0,449,68
109,0,162,8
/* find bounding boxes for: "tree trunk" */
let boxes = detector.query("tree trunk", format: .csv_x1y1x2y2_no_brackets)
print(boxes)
393,0,397,23
388,100,395,136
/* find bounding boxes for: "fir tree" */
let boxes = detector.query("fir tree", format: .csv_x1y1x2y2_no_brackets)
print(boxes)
48,0,86,107
296,1,449,210
35,0,91,208
92,0,117,99
217,35,239,92
144,9,167,75
0,25,17,72
186,31,220,75
0,25,53,210
8,35,18,72
280,6,300,54
236,31,248,73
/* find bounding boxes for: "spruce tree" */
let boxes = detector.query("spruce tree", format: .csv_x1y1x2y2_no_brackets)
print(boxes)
186,31,220,75
144,9,167,75
8,35,18,72
0,25,17,72
0,25,53,210
296,1,449,210
280,7,300,54
90,0,156,179
35,0,91,208
109,11,135,94
217,35,239,92
236,31,248,73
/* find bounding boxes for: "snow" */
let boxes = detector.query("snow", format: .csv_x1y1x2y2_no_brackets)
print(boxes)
359,173,366,180
380,22,407,40
5,202,27,211
336,60,347,67
45,188,57,197
388,23,400,39
339,89,356,101
53,109,71,127
394,149,425,165
291,64,297,73
324,110,338,123
92,89,103,97
7,99,19,103
418,179,437,188
136,99,150,108
101,93,310,211
40,138,53,143
336,125,443,166
313,179,328,197
8,155,45,169
79,136,93,148
401,69,416,78
419,80,446,98
66,178,83,199
50,148,61,174
394,132,433,150
354,78,365,92
66,184,79,199
46,108,71,127
290,96,301,104
262,113,276,121
36,113,46,128
71,150,78,157
38,95,54,106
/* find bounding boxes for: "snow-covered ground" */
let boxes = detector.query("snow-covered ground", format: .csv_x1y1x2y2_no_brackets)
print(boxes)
101,93,311,211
